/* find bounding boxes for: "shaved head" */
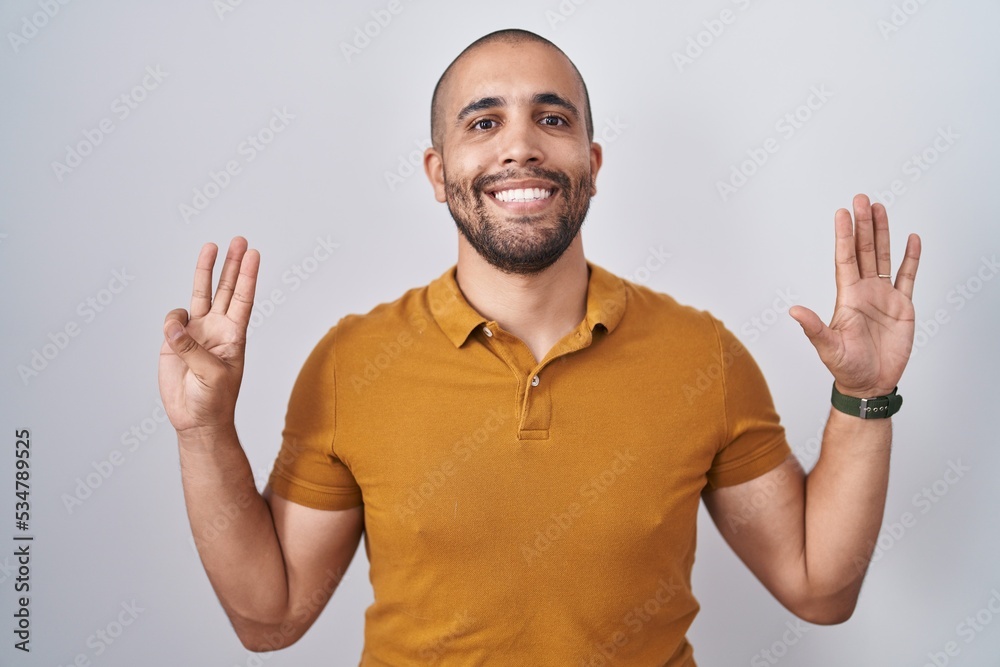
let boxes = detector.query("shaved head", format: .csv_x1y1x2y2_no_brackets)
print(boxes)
430,29,594,151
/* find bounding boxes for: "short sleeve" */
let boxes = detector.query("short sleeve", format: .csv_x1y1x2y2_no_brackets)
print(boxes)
704,317,792,490
266,325,364,510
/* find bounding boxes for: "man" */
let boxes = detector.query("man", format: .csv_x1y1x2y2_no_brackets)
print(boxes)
158,29,921,665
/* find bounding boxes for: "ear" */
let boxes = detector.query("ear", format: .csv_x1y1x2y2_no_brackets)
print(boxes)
588,141,603,197
424,147,447,203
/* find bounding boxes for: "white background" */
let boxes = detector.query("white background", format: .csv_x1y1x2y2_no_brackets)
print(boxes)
1,1,998,665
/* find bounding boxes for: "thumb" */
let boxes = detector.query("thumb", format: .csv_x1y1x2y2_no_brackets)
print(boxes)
163,310,221,381
788,305,840,362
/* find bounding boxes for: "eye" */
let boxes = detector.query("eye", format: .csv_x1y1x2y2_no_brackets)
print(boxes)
540,115,567,127
472,118,497,131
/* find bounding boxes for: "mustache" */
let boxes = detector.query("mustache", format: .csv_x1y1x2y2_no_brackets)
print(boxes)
472,167,572,194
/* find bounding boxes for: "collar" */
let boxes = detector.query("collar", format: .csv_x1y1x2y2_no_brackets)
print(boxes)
426,261,627,348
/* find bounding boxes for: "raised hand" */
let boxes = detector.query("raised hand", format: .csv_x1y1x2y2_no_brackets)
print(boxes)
789,194,921,397
158,237,260,437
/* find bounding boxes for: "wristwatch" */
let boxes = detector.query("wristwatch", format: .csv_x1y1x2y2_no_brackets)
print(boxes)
831,382,902,419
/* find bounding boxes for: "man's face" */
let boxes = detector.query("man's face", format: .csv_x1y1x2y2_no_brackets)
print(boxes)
425,41,602,275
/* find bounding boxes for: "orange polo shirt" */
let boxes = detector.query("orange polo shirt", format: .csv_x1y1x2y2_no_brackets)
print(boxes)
267,261,791,666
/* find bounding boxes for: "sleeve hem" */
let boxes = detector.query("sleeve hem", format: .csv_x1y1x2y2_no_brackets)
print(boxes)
267,472,364,511
705,437,792,490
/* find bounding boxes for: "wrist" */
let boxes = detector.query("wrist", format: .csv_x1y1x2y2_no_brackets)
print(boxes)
176,422,239,452
833,381,895,398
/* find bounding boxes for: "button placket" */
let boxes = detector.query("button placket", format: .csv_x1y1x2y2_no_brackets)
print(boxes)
478,322,595,441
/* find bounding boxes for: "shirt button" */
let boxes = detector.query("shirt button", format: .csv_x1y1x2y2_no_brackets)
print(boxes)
482,326,493,337
531,375,540,387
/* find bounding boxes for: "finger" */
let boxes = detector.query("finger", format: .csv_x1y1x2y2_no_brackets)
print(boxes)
852,193,878,278
872,202,892,280
227,248,260,326
211,237,249,314
163,309,222,381
834,207,861,289
789,305,840,363
893,233,921,300
190,243,218,318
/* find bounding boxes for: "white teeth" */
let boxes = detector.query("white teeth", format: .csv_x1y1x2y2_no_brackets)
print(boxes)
493,188,552,203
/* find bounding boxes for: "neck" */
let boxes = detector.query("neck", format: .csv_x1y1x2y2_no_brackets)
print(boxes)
455,234,589,363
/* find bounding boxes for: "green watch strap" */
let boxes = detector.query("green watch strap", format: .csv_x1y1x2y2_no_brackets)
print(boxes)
830,382,902,419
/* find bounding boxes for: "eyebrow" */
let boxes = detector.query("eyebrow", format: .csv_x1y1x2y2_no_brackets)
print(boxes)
455,92,581,124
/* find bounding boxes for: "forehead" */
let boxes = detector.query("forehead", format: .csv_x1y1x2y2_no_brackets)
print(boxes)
443,41,583,114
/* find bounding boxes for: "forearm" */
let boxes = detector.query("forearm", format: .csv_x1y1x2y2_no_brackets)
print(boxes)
800,406,892,612
177,425,290,629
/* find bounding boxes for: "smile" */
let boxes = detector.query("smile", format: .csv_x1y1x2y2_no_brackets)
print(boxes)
490,188,553,203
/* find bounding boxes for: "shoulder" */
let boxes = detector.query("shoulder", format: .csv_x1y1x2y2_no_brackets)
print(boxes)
301,277,443,380
615,273,726,346
327,270,439,340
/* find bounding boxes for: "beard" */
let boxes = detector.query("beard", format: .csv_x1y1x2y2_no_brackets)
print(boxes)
444,165,593,276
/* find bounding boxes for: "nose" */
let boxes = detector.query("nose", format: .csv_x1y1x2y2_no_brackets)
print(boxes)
498,115,544,168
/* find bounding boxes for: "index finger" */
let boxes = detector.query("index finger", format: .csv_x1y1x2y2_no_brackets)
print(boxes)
226,248,260,327
894,233,921,300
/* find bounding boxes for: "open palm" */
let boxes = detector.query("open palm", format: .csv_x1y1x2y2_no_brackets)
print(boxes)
790,194,921,397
